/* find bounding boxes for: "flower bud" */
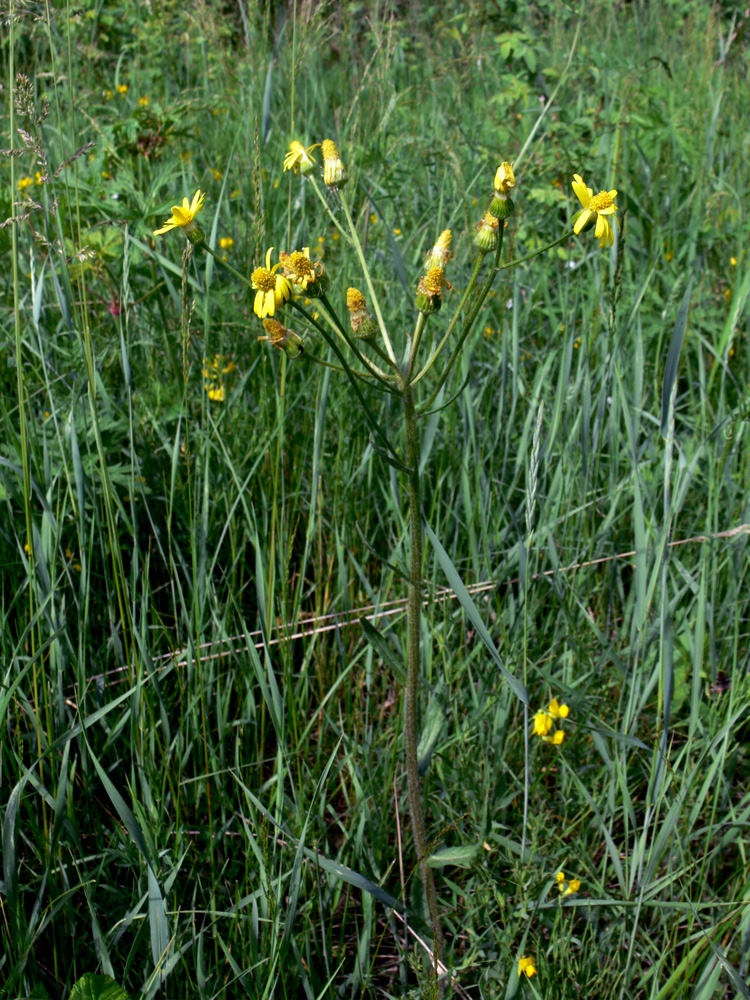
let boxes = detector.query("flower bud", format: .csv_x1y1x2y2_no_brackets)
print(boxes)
473,211,499,254
415,266,447,314
346,287,378,340
259,318,305,359
321,139,347,188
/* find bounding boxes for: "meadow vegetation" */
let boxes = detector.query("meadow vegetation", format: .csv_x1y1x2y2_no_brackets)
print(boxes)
2,1,750,998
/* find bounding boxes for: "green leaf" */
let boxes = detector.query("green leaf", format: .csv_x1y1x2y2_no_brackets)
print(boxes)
427,844,480,868
425,522,528,705
660,274,692,438
68,974,130,1000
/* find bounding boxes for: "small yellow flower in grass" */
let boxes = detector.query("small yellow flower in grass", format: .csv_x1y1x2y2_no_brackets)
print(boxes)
153,189,206,241
138,96,150,106
518,956,536,978
251,248,292,318
18,176,33,192
105,89,113,100
532,710,554,738
209,168,222,181
533,697,569,744
283,140,319,176
572,174,618,248
279,247,326,295
258,318,304,358
34,171,44,184
321,139,347,188
116,83,128,95
730,256,738,266
555,871,581,897
548,697,569,720
219,237,234,250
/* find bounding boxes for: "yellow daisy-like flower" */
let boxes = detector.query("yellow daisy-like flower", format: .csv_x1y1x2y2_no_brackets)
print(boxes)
518,956,536,978
321,139,347,188
279,247,324,292
153,189,206,237
283,140,318,176
219,237,234,250
251,247,292,318
571,174,618,248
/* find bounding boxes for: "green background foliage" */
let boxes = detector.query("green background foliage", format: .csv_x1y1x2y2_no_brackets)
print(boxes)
1,1,749,998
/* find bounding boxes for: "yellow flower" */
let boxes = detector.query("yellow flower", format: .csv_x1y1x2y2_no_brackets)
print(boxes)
533,697,569,743
730,256,738,266
105,89,113,100
494,161,515,195
321,139,347,188
556,871,581,896
369,213,378,224
17,176,33,191
219,236,234,250
346,287,377,340
116,83,128,95
283,141,319,176
532,711,553,737
251,248,292,318
548,698,569,720
34,171,43,184
207,385,226,402
209,168,221,181
571,174,618,248
424,229,453,271
518,956,536,978
279,247,325,293
138,96,150,106
153,189,206,237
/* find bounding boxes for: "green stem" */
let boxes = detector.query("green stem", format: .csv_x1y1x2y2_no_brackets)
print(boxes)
339,192,398,365
403,385,444,976
409,254,484,389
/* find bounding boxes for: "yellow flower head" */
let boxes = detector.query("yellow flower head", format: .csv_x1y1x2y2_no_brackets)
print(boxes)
258,317,304,358
321,139,347,188
153,189,206,238
572,174,618,248
251,247,292,318
283,140,318,176
346,287,377,340
518,956,536,979
138,96,150,106
494,161,515,195
279,247,325,292
219,236,234,250
116,83,128,95
548,698,569,720
424,229,453,271
556,871,581,896
17,176,34,192
532,710,553,737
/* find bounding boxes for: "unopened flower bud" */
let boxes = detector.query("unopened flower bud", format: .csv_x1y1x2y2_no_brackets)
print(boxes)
473,211,499,253
490,160,516,218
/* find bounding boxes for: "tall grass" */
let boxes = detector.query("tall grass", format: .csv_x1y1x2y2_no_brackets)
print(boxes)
1,1,749,998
